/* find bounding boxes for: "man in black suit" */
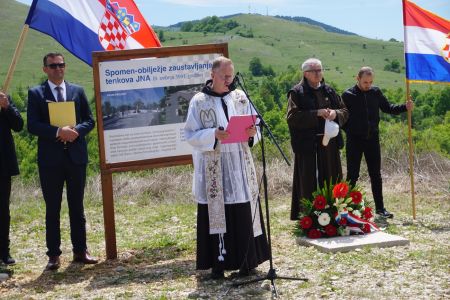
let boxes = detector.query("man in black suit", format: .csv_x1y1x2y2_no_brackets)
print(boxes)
0,91,23,265
27,52,98,270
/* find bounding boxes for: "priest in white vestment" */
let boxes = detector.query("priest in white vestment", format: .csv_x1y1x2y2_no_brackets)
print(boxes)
184,56,270,279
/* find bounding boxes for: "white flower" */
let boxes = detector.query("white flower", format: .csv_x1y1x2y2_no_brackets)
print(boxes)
353,210,362,218
318,213,331,226
334,198,347,213
343,227,351,236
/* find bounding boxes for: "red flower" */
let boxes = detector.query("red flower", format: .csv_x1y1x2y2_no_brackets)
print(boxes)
362,223,371,233
300,216,313,229
313,195,327,210
363,207,373,219
350,191,362,204
338,217,347,226
325,225,337,237
307,229,322,239
333,182,349,198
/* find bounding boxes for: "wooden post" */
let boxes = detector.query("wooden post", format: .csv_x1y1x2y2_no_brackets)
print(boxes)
405,80,416,219
101,169,117,259
2,25,29,92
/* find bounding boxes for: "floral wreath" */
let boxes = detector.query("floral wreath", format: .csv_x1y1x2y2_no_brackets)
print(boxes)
294,181,379,239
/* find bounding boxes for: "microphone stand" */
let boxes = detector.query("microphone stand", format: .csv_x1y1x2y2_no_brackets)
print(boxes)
232,74,307,297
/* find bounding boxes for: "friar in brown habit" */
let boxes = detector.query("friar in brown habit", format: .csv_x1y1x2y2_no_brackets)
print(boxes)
286,58,348,220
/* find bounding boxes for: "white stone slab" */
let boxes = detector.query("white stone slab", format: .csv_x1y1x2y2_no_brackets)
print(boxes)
0,273,9,282
296,231,409,253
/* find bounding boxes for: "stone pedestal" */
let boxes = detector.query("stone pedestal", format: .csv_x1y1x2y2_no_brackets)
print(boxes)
296,231,409,253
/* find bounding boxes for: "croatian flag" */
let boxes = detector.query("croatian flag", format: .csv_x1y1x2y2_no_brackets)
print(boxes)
25,0,161,66
403,0,450,83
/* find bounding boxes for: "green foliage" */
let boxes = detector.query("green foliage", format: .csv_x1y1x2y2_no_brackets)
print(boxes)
384,59,402,73
249,57,276,77
180,16,239,33
236,28,254,38
415,111,450,158
158,30,165,42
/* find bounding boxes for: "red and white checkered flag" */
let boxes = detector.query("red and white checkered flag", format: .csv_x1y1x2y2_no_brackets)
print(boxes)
98,10,128,50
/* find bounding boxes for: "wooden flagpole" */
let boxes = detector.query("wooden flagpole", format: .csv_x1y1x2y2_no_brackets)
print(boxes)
2,25,30,92
405,80,416,219
402,0,416,219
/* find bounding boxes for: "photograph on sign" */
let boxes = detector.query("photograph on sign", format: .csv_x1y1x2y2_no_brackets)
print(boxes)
99,53,219,164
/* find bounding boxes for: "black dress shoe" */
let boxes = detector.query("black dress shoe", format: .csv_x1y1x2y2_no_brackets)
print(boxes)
73,251,98,264
46,256,60,270
376,209,394,218
210,269,224,280
238,267,256,277
1,255,16,265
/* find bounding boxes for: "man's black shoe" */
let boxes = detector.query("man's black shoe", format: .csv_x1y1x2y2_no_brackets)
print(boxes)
45,256,60,271
238,267,257,277
1,255,16,265
376,209,394,219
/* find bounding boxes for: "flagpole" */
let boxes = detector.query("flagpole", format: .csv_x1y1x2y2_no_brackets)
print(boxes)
2,25,30,93
405,80,416,219
401,0,416,219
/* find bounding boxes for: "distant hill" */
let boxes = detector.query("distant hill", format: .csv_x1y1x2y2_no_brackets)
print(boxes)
273,15,357,36
168,13,357,36
1,0,408,98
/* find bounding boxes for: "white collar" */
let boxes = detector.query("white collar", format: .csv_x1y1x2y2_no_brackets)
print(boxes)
48,80,66,91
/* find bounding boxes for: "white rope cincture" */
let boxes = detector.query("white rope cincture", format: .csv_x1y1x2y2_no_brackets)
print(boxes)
217,233,226,261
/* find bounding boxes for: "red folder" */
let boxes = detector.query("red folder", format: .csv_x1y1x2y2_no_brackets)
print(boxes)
221,115,257,144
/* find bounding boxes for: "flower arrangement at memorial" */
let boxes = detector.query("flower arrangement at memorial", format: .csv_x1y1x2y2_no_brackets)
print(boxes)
294,182,379,239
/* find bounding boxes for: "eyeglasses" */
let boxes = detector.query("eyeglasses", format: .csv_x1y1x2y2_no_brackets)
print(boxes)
305,69,322,74
46,63,66,69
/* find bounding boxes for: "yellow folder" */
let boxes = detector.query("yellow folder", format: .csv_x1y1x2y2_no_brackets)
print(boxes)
48,101,76,127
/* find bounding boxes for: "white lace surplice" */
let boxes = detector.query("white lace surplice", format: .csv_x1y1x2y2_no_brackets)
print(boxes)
184,89,262,236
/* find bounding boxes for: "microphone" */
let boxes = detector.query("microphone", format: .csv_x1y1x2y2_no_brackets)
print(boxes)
227,72,240,91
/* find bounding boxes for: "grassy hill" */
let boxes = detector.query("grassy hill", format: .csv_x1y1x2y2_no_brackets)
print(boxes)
163,14,407,90
1,0,409,100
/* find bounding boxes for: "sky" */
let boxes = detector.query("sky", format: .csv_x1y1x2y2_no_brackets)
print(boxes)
16,0,450,41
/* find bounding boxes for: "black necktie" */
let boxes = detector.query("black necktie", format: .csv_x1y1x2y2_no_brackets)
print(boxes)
55,86,64,102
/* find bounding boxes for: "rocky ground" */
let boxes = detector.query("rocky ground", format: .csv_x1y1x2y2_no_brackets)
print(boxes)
0,165,449,299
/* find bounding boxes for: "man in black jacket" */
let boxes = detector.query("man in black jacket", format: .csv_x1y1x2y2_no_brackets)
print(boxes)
342,67,413,218
0,91,23,265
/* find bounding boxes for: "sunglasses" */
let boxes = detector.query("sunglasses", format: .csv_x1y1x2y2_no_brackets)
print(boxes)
46,63,66,69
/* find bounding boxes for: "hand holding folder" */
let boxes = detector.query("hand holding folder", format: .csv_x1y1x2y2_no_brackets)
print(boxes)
48,101,78,142
221,114,257,144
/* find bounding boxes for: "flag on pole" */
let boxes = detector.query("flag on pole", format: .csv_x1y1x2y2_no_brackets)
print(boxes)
25,0,161,66
402,0,450,83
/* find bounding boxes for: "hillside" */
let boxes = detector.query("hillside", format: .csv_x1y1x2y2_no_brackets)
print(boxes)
161,14,406,90
1,0,408,99
169,13,357,36
274,15,358,36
